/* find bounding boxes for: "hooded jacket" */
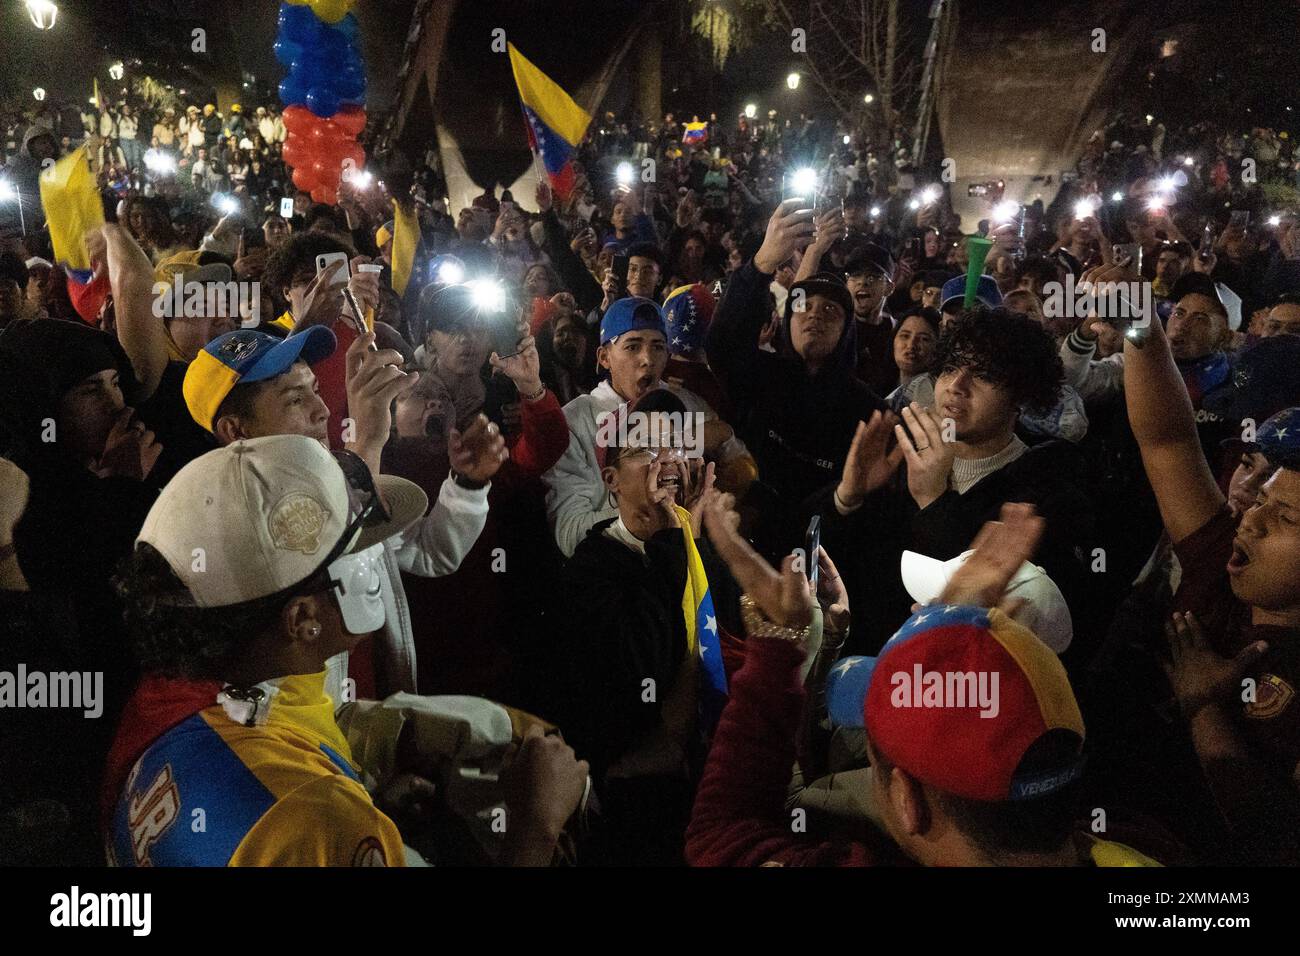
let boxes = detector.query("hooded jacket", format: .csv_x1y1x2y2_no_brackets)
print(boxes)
706,259,886,552
2,126,56,231
0,319,158,597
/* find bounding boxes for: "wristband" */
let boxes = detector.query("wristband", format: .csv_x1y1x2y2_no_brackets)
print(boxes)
520,383,547,403
739,594,809,644
449,470,489,491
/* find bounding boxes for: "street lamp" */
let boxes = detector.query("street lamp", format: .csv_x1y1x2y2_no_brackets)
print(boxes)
33,88,46,102
744,103,757,119
786,72,800,90
25,1,58,30
109,62,125,81
864,93,875,104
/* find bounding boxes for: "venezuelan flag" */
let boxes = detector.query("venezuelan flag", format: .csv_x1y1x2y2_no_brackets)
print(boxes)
507,43,592,201
674,505,728,733
682,121,708,146
40,145,109,323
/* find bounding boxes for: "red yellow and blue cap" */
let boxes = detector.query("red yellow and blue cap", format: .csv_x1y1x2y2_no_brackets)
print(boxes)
183,327,336,433
663,283,716,355
826,604,1085,802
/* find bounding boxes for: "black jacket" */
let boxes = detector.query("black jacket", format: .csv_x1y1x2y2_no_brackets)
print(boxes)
527,520,739,781
707,260,885,554
821,439,1102,666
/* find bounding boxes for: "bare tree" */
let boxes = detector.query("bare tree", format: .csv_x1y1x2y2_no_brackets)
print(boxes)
762,0,921,131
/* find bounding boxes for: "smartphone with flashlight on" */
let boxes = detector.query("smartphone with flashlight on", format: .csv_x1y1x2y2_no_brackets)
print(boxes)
782,168,819,210
804,515,821,590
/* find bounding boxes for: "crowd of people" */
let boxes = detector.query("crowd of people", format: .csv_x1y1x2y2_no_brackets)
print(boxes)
2,77,1299,869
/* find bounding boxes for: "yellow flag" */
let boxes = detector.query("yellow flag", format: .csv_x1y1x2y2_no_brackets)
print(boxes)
39,145,104,271
391,199,419,297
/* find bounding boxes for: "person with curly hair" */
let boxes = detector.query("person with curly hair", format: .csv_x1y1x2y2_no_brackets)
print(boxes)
824,308,1103,664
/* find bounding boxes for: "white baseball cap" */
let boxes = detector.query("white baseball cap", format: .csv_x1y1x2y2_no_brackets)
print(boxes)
137,434,427,607
899,549,1073,653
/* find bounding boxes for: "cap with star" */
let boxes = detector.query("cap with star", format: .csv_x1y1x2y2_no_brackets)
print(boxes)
826,604,1085,802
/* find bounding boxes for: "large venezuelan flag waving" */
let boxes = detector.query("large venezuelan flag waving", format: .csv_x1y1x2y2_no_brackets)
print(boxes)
507,42,592,201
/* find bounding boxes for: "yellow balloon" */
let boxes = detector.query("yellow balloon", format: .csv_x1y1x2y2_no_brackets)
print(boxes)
310,0,355,24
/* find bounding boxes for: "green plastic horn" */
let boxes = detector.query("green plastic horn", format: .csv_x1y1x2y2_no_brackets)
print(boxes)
963,236,994,308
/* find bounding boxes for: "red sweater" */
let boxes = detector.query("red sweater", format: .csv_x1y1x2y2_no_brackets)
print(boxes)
382,390,570,698
686,637,898,867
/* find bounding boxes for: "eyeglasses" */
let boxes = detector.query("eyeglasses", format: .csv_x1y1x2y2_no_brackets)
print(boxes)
849,273,887,287
621,444,689,464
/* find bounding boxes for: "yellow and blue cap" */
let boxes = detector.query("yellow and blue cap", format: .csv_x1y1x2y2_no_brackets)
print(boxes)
183,327,336,433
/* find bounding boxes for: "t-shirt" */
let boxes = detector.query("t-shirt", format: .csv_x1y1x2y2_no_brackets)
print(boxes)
135,360,218,487
1173,506,1300,773
107,672,404,867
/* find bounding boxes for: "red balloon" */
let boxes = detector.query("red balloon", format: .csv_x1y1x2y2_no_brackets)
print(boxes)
282,105,312,135
312,158,342,188
310,120,345,148
281,133,304,168
292,165,318,192
332,105,367,138
312,184,339,205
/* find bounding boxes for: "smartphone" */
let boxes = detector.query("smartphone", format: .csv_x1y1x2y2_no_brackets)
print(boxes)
781,170,818,210
804,515,821,590
1229,210,1250,231
612,252,629,295
1113,242,1142,273
905,237,921,260
279,197,294,219
316,252,351,281
1199,221,1215,261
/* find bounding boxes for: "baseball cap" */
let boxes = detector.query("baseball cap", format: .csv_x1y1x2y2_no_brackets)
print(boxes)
940,273,1003,311
1240,406,1300,470
825,604,1085,802
786,271,854,322
1169,273,1243,330
841,242,894,282
899,550,1073,653
183,327,336,432
137,434,427,608
663,283,716,354
601,296,666,345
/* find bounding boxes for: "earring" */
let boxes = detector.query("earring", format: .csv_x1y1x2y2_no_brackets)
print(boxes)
308,624,321,638
607,490,617,509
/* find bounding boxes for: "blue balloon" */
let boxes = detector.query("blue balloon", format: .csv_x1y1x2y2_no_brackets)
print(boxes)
334,13,359,39
278,74,307,107
306,86,342,118
316,26,349,57
336,71,365,101
273,39,302,67
278,3,321,45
